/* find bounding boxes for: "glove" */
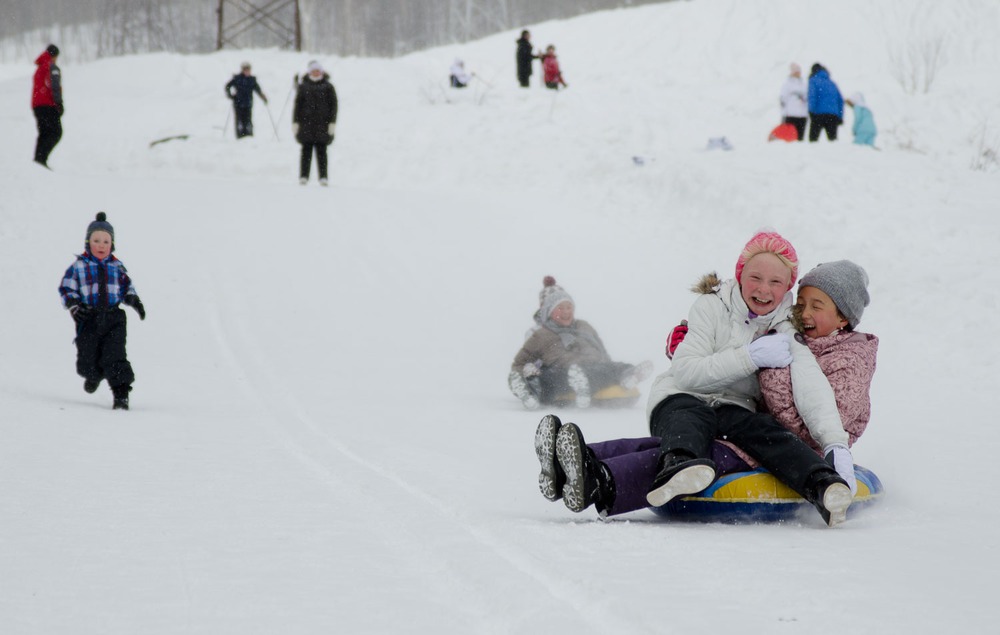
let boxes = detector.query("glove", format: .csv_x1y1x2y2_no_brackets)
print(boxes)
522,362,541,378
292,123,299,136
328,123,336,136
747,332,793,368
665,320,688,359
824,444,857,495
68,303,92,324
57,103,64,116
262,96,269,104
124,295,146,320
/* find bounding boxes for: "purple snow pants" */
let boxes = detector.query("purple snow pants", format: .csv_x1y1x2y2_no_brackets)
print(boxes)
590,438,752,516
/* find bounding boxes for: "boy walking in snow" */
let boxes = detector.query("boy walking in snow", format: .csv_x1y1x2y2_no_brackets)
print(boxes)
225,62,268,139
59,213,146,410
32,44,63,168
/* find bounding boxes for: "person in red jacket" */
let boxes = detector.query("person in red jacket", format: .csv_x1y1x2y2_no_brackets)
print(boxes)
541,45,568,90
32,44,63,168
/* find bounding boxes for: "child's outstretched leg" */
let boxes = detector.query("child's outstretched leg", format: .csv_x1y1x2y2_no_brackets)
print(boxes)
534,414,564,501
555,422,615,516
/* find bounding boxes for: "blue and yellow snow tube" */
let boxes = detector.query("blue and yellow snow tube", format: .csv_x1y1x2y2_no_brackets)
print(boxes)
650,465,884,522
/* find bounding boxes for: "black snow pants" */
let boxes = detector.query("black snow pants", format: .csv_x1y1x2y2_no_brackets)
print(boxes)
33,106,62,165
649,394,836,500
300,142,328,180
75,307,135,390
234,105,253,138
808,113,840,141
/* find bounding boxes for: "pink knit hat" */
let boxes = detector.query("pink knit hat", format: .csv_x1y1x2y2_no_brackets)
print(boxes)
734,231,799,288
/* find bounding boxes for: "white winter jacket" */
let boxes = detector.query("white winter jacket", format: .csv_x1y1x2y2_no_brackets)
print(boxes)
780,76,809,118
645,276,849,450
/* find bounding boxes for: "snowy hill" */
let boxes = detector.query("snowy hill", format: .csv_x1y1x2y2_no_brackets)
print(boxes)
1,0,999,632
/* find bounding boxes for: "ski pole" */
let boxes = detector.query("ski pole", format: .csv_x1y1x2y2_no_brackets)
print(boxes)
265,101,280,140
277,74,298,124
222,104,231,138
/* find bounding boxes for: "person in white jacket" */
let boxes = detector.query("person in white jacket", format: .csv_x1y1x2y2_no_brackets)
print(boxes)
780,62,809,141
640,231,855,526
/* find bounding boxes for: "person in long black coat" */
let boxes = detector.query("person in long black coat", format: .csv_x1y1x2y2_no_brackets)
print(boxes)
516,30,538,88
292,61,338,185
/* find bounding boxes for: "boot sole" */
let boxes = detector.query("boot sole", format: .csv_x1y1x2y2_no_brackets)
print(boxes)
534,415,562,501
555,424,588,512
645,464,716,507
821,482,853,527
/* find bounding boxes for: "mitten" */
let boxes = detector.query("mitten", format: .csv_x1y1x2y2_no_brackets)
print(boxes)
522,361,541,378
824,444,857,495
124,295,146,320
57,103,64,116
747,332,793,368
292,123,299,136
666,320,688,359
328,123,336,136
68,302,91,324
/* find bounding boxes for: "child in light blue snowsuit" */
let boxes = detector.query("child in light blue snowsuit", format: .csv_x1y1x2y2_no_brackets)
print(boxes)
846,92,877,146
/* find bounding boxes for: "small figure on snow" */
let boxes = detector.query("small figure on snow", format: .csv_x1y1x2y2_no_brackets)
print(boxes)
225,62,268,139
449,58,474,88
515,30,539,88
845,92,877,147
59,213,146,410
293,61,338,186
509,276,652,410
32,44,63,168
807,63,844,142
779,62,808,141
541,45,568,90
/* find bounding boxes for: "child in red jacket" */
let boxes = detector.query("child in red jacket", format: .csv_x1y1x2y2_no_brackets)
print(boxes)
541,45,568,90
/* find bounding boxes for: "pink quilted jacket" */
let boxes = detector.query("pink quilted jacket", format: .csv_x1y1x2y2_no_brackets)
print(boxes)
724,330,878,467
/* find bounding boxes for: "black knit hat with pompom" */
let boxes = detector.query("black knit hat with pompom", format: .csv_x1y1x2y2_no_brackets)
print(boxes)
85,212,115,251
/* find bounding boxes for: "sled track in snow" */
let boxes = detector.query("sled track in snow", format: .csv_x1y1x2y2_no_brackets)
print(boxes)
206,294,637,633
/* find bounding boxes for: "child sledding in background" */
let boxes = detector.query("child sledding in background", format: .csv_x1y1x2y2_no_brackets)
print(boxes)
845,92,877,147
534,233,865,527
509,276,652,410
59,213,146,410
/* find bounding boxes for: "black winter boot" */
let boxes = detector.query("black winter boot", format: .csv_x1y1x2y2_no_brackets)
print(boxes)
646,451,716,507
112,384,131,410
807,471,853,527
555,422,615,516
84,378,101,394
534,414,565,501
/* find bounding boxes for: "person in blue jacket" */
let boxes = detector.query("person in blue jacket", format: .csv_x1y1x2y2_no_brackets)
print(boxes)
845,92,877,147
225,62,268,139
807,63,843,142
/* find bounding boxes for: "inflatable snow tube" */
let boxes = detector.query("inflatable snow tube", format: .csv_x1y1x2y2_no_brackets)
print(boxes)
650,465,883,523
552,384,640,409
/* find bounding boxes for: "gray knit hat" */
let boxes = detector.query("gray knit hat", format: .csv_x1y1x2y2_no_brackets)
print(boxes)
798,260,870,329
85,212,115,251
539,277,574,322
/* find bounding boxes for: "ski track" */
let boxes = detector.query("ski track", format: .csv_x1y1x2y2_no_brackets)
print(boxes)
206,275,636,633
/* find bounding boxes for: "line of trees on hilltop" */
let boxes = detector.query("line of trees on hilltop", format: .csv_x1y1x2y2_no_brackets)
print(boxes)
2,0,676,59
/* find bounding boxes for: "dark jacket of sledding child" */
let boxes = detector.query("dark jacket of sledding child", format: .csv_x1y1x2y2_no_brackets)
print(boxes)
845,92,877,146
59,213,146,410
509,277,650,409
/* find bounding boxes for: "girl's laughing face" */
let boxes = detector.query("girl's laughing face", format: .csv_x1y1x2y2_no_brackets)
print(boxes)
740,253,792,315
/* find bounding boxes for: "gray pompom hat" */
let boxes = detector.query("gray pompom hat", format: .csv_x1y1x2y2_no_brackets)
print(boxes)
798,260,870,329
85,212,115,251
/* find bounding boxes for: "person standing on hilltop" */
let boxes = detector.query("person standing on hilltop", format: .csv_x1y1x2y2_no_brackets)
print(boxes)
32,44,63,168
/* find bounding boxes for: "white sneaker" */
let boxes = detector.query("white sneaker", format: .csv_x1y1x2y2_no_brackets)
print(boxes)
298,178,307,185
319,178,329,186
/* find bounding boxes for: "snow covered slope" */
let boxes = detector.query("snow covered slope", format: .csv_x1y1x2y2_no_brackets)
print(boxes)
1,1,998,632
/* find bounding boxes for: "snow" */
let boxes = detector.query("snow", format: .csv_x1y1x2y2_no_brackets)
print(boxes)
2,0,999,632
